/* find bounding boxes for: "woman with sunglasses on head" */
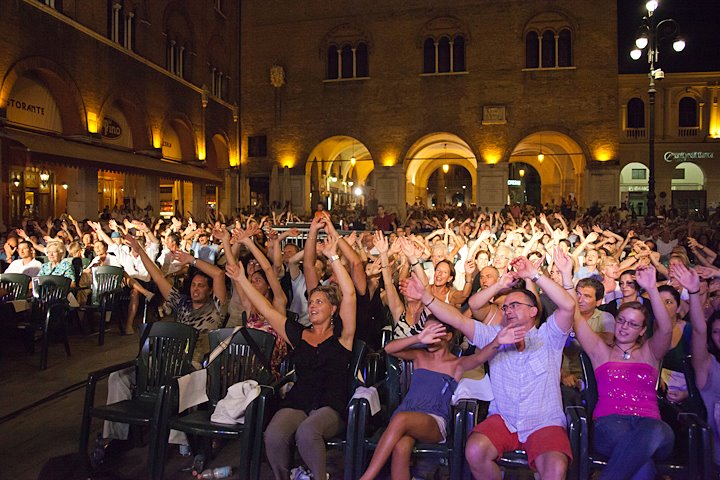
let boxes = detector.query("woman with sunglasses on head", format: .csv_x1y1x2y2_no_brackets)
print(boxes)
559,255,675,480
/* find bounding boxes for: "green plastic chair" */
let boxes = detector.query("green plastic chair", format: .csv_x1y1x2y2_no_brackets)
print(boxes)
77,265,125,345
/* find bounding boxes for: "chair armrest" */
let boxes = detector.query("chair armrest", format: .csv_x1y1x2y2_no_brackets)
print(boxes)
82,359,136,419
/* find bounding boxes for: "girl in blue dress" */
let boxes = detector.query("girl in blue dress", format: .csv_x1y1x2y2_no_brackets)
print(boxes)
359,317,521,480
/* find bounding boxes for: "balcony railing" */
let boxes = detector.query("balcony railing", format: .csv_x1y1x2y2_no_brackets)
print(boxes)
625,128,646,139
678,127,700,137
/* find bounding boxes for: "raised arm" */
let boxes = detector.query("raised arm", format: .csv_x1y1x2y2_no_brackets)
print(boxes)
672,263,712,388
513,251,576,331
449,258,476,305
384,322,446,361
571,231,599,261
324,217,367,295
318,231,356,347
375,232,405,322
302,216,324,291
226,262,290,345
459,324,525,371
124,234,173,301
172,249,227,304
401,273,476,339
636,265,672,361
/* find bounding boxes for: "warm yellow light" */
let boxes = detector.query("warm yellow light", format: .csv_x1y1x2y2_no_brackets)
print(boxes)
280,156,296,168
594,148,614,161
442,164,450,173
197,145,206,161
229,152,240,167
87,112,99,134
382,156,396,167
537,153,544,162
152,127,162,149
350,156,356,166
519,169,525,177
483,149,502,164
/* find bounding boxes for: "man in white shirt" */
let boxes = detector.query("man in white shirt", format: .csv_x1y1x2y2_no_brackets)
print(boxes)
5,240,42,277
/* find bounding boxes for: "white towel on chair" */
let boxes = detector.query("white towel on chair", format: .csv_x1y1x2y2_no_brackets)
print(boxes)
210,380,261,425
451,376,494,404
351,386,381,416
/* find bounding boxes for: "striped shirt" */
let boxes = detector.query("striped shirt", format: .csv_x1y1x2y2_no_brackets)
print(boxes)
471,313,570,442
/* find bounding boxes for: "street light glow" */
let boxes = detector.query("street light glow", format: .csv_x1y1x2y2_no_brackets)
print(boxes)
635,36,648,50
646,1,658,13
630,48,642,60
673,38,686,52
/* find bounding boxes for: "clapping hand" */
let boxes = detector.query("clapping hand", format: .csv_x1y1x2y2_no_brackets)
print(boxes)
634,265,658,291
374,231,389,254
495,323,525,345
669,263,700,293
171,249,195,266
225,262,246,282
400,272,429,301
417,322,447,345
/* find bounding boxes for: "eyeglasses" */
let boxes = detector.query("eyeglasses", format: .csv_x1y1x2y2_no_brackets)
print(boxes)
501,302,534,312
615,318,643,329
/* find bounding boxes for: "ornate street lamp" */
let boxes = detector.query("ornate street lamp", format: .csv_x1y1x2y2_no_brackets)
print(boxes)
630,0,685,222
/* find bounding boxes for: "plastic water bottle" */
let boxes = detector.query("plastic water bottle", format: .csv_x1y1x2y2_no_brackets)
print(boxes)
197,466,232,479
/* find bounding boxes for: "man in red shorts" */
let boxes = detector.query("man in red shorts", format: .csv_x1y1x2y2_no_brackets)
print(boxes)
404,251,575,480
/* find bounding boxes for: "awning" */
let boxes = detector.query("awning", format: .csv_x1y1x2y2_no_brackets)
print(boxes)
1,128,222,183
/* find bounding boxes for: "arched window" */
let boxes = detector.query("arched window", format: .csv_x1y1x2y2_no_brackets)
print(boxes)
422,35,467,74
627,98,645,129
327,45,339,79
557,29,572,67
525,32,539,68
323,25,371,80
438,36,451,73
340,45,354,78
423,38,435,73
541,30,555,68
679,97,698,127
524,13,574,70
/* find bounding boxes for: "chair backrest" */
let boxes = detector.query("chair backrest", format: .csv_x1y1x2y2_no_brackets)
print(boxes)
33,275,71,301
206,327,277,405
579,351,599,419
0,273,31,300
90,266,124,305
349,339,368,393
135,321,198,402
81,257,91,269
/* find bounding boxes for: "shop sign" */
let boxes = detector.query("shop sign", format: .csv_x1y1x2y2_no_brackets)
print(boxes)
664,151,714,163
628,185,649,192
6,76,63,133
101,117,122,139
507,179,522,186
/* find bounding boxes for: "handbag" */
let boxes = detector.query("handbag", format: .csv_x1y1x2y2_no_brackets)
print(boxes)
176,321,273,413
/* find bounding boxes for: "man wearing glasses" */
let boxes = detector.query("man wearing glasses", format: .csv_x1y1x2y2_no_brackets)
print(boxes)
403,250,575,480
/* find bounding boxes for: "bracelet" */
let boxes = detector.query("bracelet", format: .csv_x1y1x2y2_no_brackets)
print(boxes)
530,271,543,283
329,254,340,263
688,289,700,295
192,258,197,267
410,260,420,268
381,263,389,268
563,285,574,290
423,297,435,308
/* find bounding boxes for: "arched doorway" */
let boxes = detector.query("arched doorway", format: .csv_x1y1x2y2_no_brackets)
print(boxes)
619,162,649,217
507,162,541,208
672,162,706,219
404,133,477,207
305,136,372,212
509,131,586,206
427,165,473,207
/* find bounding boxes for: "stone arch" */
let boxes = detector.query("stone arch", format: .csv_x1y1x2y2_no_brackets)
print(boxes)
98,91,152,150
304,135,374,211
416,16,471,46
672,162,705,190
521,8,578,39
0,56,86,135
206,132,230,171
509,130,588,205
320,23,373,57
160,113,196,162
403,132,478,205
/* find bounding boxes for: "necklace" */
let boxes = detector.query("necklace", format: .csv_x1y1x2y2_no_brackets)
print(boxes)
613,343,637,360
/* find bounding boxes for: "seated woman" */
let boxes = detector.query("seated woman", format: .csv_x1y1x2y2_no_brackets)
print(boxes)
226,227,355,480
566,257,674,480
359,318,521,480
672,263,720,473
37,240,76,286
657,285,693,406
228,225,288,378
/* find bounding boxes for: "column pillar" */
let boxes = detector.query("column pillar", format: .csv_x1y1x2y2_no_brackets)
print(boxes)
373,164,406,222
476,163,508,213
66,166,99,219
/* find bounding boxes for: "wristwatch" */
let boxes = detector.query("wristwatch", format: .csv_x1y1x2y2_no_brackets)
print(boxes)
530,271,543,282
329,254,340,263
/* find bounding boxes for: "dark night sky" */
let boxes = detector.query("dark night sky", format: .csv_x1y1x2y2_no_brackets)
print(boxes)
617,0,720,73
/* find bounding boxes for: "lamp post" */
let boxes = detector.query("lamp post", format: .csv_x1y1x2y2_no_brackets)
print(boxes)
630,0,685,222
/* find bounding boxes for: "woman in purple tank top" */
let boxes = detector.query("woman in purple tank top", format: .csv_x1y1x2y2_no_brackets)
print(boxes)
558,253,675,480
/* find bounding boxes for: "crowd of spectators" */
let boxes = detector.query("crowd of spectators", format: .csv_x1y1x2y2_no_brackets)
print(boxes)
3,198,720,479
